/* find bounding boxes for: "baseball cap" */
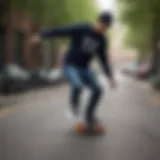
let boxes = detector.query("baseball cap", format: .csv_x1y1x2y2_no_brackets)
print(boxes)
98,11,113,26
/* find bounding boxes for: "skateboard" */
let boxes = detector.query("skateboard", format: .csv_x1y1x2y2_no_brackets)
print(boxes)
74,122,105,135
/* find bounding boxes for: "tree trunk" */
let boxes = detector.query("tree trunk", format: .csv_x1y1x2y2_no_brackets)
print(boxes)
150,15,160,74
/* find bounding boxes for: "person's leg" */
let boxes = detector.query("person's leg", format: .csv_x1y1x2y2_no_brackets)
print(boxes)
82,68,103,124
64,65,83,114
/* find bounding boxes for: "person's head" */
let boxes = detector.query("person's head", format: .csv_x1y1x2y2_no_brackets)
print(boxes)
94,11,113,33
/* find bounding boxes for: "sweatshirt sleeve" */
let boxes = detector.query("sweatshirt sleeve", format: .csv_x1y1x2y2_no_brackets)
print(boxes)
41,24,86,38
98,37,113,79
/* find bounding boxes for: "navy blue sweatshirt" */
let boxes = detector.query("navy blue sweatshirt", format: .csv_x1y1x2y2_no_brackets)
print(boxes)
42,24,113,78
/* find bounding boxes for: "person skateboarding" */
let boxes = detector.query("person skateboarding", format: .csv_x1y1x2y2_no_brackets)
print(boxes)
31,11,116,134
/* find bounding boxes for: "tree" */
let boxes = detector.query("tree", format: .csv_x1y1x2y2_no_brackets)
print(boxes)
117,0,160,73
10,0,97,27
9,0,97,67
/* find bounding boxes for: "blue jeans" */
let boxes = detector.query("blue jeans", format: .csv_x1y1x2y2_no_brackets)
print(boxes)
64,65,103,122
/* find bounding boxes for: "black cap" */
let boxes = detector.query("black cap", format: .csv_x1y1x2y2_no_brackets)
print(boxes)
98,11,113,26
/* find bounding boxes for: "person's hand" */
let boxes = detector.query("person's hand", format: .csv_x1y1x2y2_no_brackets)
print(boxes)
30,33,42,45
109,78,117,89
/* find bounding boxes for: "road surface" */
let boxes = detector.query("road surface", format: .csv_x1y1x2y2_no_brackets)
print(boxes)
1,68,160,160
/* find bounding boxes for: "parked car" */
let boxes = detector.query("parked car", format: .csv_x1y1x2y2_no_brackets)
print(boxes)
1,64,31,94
28,68,64,87
122,61,151,79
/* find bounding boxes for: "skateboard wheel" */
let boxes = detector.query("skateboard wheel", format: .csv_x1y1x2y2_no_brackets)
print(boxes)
75,123,87,134
95,124,105,133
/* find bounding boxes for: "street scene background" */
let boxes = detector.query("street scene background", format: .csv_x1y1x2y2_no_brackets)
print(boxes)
0,0,160,160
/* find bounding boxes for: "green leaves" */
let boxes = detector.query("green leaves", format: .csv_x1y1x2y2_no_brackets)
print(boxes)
117,0,160,54
10,0,97,27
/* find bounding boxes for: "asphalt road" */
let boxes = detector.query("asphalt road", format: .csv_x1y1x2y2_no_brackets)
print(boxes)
1,69,160,160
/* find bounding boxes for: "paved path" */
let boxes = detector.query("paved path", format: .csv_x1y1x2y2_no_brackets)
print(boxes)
1,68,160,160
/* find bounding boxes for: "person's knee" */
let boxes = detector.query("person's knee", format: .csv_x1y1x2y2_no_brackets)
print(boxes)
73,83,83,93
91,85,103,96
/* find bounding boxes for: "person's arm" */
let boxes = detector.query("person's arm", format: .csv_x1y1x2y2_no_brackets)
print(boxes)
98,38,113,79
41,24,85,38
30,24,86,44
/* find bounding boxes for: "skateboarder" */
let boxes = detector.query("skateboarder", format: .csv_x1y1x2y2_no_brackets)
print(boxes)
31,11,116,133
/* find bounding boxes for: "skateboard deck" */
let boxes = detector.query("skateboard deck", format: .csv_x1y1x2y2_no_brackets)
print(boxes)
74,122,105,135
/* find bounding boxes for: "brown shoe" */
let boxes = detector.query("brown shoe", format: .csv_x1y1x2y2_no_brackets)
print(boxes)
94,124,105,134
75,122,87,134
